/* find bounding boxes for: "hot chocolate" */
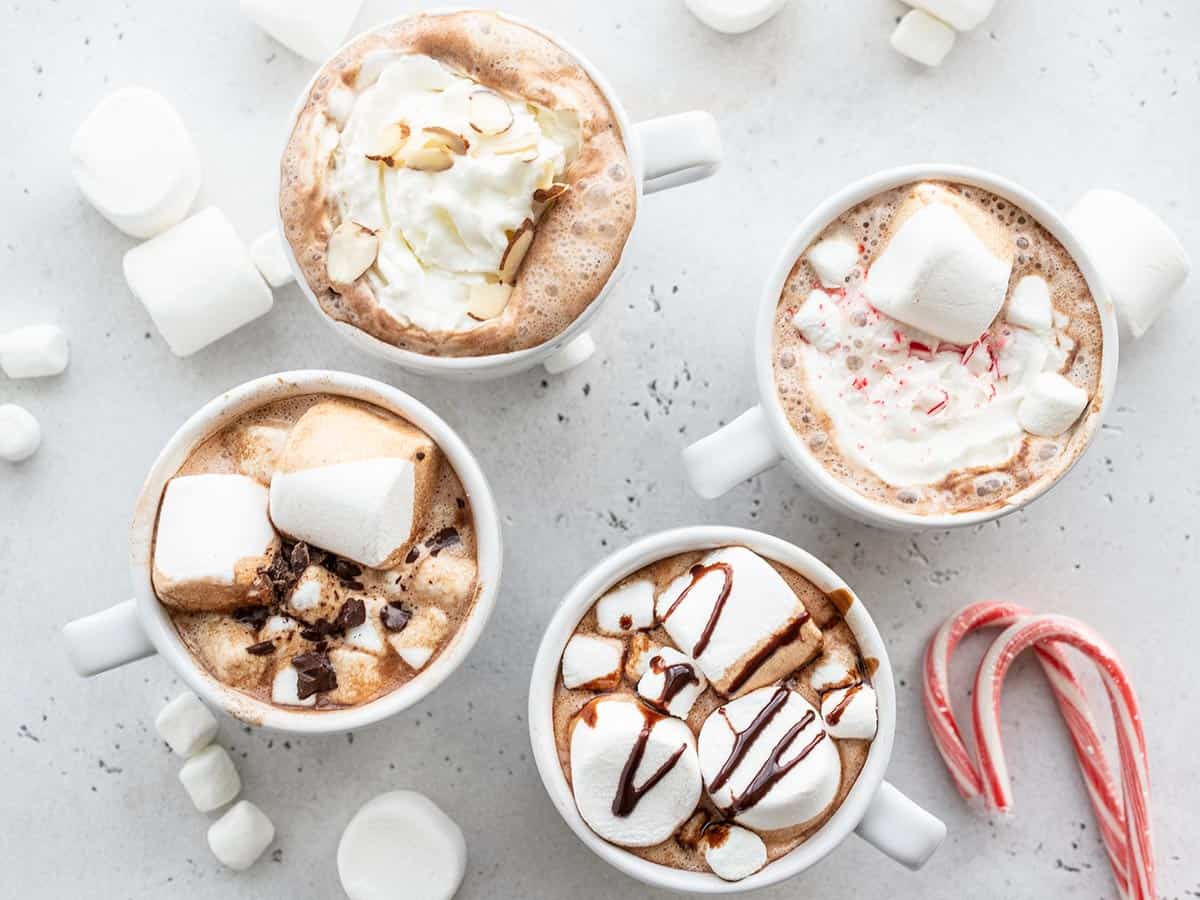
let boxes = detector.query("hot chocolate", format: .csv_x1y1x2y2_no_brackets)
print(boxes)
152,394,479,710
552,545,878,882
280,11,637,357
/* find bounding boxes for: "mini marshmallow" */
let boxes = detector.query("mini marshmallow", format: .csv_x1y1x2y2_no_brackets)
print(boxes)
1066,189,1191,338
249,231,295,288
792,290,844,352
1018,372,1089,437
637,647,707,718
286,565,343,624
698,687,841,831
240,0,364,62
702,824,768,882
175,613,281,688
595,579,655,635
70,87,201,238
123,208,273,357
821,683,879,740
152,474,280,612
656,546,822,696
908,0,994,31
0,404,41,462
343,597,388,655
807,645,860,694
155,691,218,757
561,634,624,691
1006,275,1054,334
865,194,1012,344
229,422,289,486
327,647,385,706
807,236,858,288
570,696,702,847
337,791,467,900
272,661,316,707
208,801,275,871
891,10,956,67
625,634,663,682
408,554,478,608
260,614,299,640
178,744,241,812
389,606,449,671
684,0,788,34
0,324,69,378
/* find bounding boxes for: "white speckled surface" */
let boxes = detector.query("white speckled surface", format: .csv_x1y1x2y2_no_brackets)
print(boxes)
2,1,1197,897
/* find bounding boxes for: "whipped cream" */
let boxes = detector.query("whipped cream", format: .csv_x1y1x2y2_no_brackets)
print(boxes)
329,54,580,333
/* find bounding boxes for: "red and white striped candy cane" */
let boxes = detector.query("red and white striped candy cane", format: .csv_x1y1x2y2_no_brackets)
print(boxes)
973,614,1154,900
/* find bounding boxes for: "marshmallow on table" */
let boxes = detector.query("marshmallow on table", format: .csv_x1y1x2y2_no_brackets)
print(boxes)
908,0,995,31
792,290,844,352
656,546,822,697
250,231,295,288
155,691,218,757
865,185,1013,343
1018,372,1089,437
388,606,449,671
240,0,364,62
821,683,878,740
570,696,702,847
208,801,276,871
595,579,655,635
70,87,201,239
637,647,707,718
337,791,467,900
702,824,768,882
698,687,842,831
807,236,859,288
0,404,41,462
178,744,241,812
561,634,624,691
0,325,69,378
123,208,273,357
269,399,439,569
1006,275,1053,334
1066,189,1191,338
684,0,788,34
891,10,957,68
152,474,280,612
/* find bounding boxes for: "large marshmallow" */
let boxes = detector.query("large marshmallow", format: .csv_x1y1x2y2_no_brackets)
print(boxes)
595,579,655,635
0,325,69,378
153,474,280,612
1006,275,1053,334
208,801,276,871
891,10,957,67
70,87,201,238
269,400,438,568
864,187,1013,344
561,634,624,691
225,421,289,486
807,236,859,288
684,0,788,34
821,683,878,740
702,824,768,882
178,744,241,812
1066,189,1191,338
908,0,995,31
388,606,449,671
155,691,218,757
792,289,844,352
698,687,841,831
637,647,707,719
656,546,822,696
0,404,41,462
240,0,364,62
249,230,295,288
570,696,702,847
123,208,274,357
337,791,467,900
1018,372,1089,437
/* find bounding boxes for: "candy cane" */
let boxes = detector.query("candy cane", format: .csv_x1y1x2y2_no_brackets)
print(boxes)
973,614,1153,900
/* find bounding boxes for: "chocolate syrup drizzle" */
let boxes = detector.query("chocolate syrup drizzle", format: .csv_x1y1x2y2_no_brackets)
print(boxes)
825,683,863,726
648,654,701,708
612,707,688,818
660,562,734,658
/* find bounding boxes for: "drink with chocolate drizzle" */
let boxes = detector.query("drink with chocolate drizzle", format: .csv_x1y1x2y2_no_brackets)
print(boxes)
552,545,879,882
151,394,480,710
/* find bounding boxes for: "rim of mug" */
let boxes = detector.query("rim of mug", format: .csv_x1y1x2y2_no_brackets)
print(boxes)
126,370,503,734
273,7,646,376
527,526,897,893
752,163,1121,529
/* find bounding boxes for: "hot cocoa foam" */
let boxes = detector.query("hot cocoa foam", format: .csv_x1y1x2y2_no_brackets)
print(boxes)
159,394,480,710
772,180,1105,516
280,11,637,357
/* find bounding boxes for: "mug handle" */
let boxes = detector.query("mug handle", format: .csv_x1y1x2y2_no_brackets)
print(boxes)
855,781,947,870
62,599,157,677
636,111,723,195
683,405,782,498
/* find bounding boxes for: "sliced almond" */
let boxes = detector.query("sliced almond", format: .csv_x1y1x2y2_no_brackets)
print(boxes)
404,145,454,172
326,222,379,288
499,219,535,285
364,122,410,165
466,283,514,321
468,90,515,135
534,182,570,207
421,126,469,155
492,137,538,157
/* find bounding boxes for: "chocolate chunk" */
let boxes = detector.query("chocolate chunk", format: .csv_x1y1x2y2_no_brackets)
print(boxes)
381,603,412,633
425,527,460,556
333,597,366,632
246,641,276,656
404,547,420,565
291,652,337,699
245,574,276,606
232,605,270,631
341,579,365,591
331,558,362,580
299,620,332,642
290,542,310,571
456,497,465,509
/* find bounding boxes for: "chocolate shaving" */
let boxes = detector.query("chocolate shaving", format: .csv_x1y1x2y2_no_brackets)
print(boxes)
381,603,412,633
246,641,276,656
291,652,337,699
333,597,366,632
404,547,421,565
425,527,460,556
232,605,270,631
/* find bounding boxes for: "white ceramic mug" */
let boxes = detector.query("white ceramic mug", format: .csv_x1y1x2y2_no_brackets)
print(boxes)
682,164,1122,531
269,8,723,381
61,370,503,734
528,526,946,893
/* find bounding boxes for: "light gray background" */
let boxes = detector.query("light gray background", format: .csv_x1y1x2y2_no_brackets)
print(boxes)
2,1,1196,897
